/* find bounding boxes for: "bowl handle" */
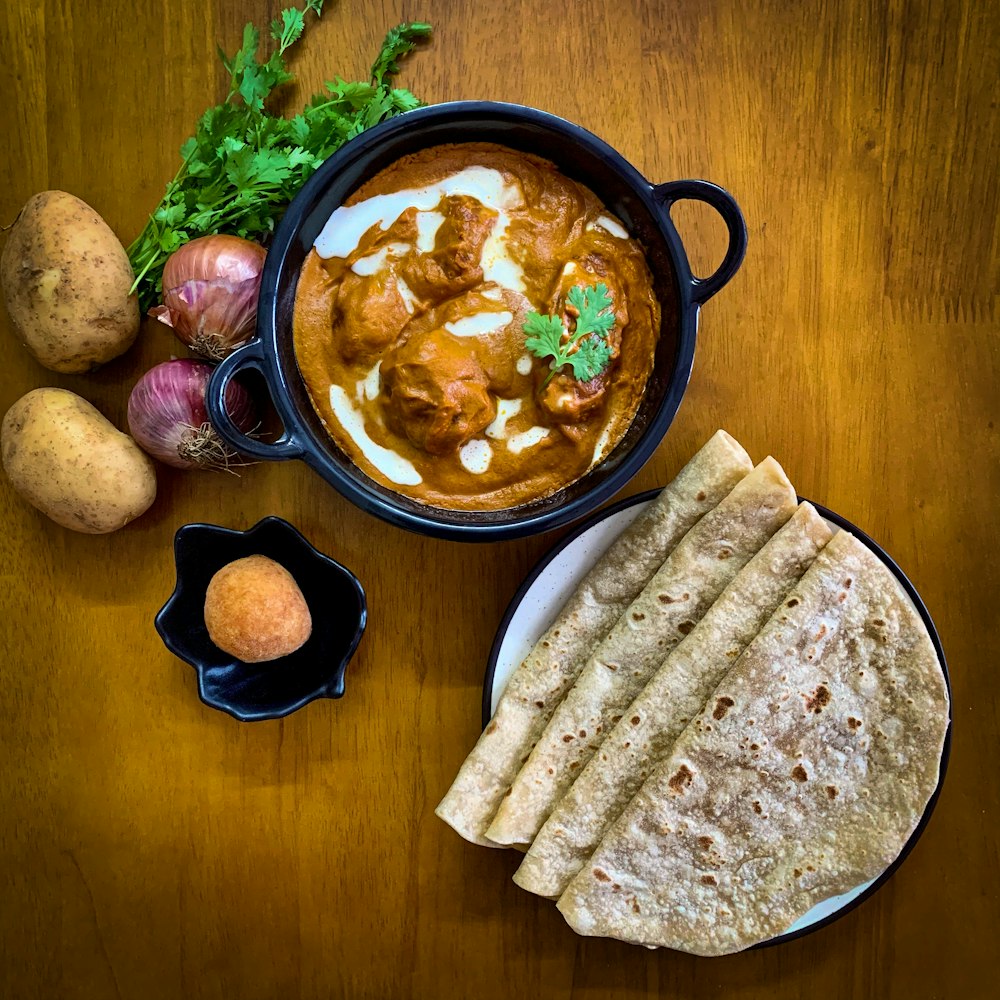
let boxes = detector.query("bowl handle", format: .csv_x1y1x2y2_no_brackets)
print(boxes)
207,340,306,461
652,180,748,306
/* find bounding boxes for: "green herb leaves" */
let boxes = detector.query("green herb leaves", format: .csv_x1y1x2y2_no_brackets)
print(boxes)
271,7,308,54
371,22,432,85
524,283,616,386
127,3,430,311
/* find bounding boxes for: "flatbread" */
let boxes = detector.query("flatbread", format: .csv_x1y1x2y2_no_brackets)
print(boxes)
515,502,832,897
435,431,753,845
486,457,798,847
557,530,950,956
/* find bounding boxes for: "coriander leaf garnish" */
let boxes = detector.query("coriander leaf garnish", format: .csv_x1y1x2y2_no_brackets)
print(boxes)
371,22,433,86
127,3,431,312
271,7,307,53
523,283,616,387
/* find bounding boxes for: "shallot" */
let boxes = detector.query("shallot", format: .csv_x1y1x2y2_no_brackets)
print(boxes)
149,235,266,359
127,359,256,470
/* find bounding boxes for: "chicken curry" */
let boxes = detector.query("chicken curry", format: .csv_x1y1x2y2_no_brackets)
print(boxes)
292,143,659,510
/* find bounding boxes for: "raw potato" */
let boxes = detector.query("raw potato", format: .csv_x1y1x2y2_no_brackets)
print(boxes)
1,191,139,373
1,388,157,533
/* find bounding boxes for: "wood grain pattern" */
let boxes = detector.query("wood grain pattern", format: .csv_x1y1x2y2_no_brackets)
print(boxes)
1,1,997,997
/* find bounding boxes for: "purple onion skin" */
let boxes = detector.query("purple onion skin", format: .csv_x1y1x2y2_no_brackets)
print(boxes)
127,359,256,469
149,236,267,360
150,273,263,359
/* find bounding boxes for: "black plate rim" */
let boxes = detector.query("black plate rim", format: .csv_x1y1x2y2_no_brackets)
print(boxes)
481,490,952,950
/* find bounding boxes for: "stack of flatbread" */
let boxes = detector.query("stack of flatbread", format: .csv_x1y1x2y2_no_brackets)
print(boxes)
436,430,950,956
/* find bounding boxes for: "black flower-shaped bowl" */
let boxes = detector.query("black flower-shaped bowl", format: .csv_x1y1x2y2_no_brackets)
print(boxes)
155,516,367,721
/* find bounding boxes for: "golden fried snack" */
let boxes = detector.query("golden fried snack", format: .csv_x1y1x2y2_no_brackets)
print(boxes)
204,555,312,662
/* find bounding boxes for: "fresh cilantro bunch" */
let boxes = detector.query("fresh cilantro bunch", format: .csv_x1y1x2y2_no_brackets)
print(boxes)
523,283,616,387
128,1,431,311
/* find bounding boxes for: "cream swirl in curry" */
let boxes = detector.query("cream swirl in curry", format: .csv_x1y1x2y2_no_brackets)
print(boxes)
292,143,659,510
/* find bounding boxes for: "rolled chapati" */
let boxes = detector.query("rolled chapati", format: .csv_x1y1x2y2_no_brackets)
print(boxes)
435,430,753,846
486,457,798,847
515,501,833,898
557,529,950,956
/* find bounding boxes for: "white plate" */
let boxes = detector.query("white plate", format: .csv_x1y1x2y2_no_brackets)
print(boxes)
484,491,951,947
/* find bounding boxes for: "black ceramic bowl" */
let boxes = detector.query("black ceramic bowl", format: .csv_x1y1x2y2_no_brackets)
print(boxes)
155,516,367,722
207,101,748,541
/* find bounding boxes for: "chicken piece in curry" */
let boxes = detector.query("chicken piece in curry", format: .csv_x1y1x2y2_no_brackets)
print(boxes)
292,143,659,510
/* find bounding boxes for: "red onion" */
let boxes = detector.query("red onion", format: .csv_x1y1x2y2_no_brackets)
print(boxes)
128,359,257,470
149,235,266,360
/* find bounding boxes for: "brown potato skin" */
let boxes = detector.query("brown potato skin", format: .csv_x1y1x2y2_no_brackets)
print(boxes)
203,555,313,663
1,191,139,373
1,388,157,533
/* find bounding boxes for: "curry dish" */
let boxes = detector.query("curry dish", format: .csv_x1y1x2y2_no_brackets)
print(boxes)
292,143,660,510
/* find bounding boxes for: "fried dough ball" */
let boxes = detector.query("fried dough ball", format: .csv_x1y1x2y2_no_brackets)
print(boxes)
204,555,312,663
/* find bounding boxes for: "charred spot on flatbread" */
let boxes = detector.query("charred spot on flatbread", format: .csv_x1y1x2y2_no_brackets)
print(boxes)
713,696,735,720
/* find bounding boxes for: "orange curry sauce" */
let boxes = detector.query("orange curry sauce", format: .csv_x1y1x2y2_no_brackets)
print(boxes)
292,143,659,510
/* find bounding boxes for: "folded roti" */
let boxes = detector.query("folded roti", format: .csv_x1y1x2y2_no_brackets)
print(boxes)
515,502,832,897
435,431,753,845
486,457,798,847
557,529,950,956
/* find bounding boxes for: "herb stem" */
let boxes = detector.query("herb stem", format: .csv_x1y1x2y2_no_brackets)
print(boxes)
126,5,430,311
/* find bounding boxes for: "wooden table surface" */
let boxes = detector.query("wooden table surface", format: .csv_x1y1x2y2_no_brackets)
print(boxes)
1,1,997,997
